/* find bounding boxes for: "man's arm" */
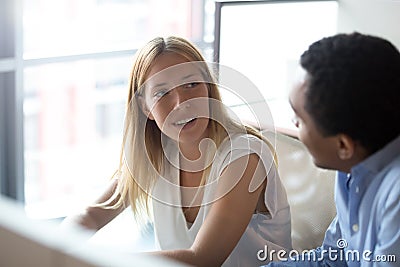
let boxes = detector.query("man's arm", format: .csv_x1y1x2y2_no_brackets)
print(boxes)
370,179,400,267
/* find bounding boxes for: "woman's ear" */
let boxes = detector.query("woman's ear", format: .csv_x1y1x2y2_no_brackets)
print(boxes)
137,95,154,120
336,134,355,160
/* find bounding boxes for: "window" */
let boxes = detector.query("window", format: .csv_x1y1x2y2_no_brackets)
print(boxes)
1,0,337,219
1,0,214,219
23,57,131,218
214,0,338,132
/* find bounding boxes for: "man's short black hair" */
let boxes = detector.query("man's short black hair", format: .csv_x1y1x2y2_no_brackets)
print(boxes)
300,32,400,154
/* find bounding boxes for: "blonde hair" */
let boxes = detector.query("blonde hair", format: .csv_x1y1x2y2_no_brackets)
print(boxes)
107,36,275,225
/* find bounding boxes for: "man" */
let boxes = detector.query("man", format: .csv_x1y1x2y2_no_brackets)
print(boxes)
267,32,400,266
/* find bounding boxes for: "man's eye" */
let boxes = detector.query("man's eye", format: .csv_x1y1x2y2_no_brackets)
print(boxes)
291,116,300,128
183,82,199,89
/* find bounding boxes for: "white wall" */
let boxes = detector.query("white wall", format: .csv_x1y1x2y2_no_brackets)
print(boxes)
337,0,400,49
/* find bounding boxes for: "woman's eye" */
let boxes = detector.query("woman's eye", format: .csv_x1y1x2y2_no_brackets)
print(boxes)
183,82,199,89
153,89,169,98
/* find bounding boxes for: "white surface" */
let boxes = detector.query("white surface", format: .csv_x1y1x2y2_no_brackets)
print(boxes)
88,208,156,253
338,0,400,50
0,196,185,267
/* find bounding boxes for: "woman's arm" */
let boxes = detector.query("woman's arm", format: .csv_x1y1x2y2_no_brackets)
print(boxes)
153,153,267,266
61,178,126,232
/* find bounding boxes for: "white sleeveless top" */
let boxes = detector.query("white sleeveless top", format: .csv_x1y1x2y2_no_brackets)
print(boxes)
151,134,292,266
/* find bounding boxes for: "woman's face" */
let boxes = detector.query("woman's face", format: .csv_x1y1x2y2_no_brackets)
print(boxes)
141,52,210,144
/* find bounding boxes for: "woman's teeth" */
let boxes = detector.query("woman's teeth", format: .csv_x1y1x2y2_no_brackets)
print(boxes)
174,117,196,126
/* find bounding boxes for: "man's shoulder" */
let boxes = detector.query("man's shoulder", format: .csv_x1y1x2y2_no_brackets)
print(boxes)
375,159,400,210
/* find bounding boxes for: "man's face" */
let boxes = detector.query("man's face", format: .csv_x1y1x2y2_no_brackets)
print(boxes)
289,71,342,170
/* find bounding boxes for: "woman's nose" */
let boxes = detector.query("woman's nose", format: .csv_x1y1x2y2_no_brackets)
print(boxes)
171,87,190,107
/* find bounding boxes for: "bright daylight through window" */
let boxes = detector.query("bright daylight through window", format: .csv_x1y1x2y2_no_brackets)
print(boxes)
0,0,337,219
22,0,215,219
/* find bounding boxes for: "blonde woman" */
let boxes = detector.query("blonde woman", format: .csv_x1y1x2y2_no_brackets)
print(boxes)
63,36,292,266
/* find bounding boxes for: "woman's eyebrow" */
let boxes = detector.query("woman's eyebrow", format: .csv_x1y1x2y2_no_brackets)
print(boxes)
152,82,168,89
150,73,200,90
181,73,202,81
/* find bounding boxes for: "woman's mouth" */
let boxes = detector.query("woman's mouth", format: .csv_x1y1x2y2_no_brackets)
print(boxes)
173,117,197,129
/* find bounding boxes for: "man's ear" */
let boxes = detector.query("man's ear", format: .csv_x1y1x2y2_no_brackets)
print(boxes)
137,95,154,120
336,134,355,160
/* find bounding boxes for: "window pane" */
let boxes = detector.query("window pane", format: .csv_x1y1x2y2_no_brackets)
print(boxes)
24,56,130,218
217,1,338,131
22,0,212,219
22,0,336,218
23,0,204,59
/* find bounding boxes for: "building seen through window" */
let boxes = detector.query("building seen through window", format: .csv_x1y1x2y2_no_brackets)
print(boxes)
22,0,214,218
1,0,337,219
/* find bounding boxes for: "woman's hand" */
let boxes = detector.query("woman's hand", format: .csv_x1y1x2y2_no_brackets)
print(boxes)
61,178,126,232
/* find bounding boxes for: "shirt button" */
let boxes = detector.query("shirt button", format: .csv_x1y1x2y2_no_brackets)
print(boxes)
352,224,359,232
355,186,359,193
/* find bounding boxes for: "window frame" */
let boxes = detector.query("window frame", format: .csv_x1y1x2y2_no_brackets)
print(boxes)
0,0,25,202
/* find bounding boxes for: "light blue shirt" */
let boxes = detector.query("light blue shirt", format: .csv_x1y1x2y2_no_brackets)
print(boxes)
266,135,400,267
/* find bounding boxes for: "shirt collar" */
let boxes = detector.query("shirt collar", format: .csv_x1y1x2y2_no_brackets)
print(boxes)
347,135,400,193
353,134,400,175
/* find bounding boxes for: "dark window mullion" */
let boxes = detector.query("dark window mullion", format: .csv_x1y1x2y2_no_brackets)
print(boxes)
0,0,25,202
